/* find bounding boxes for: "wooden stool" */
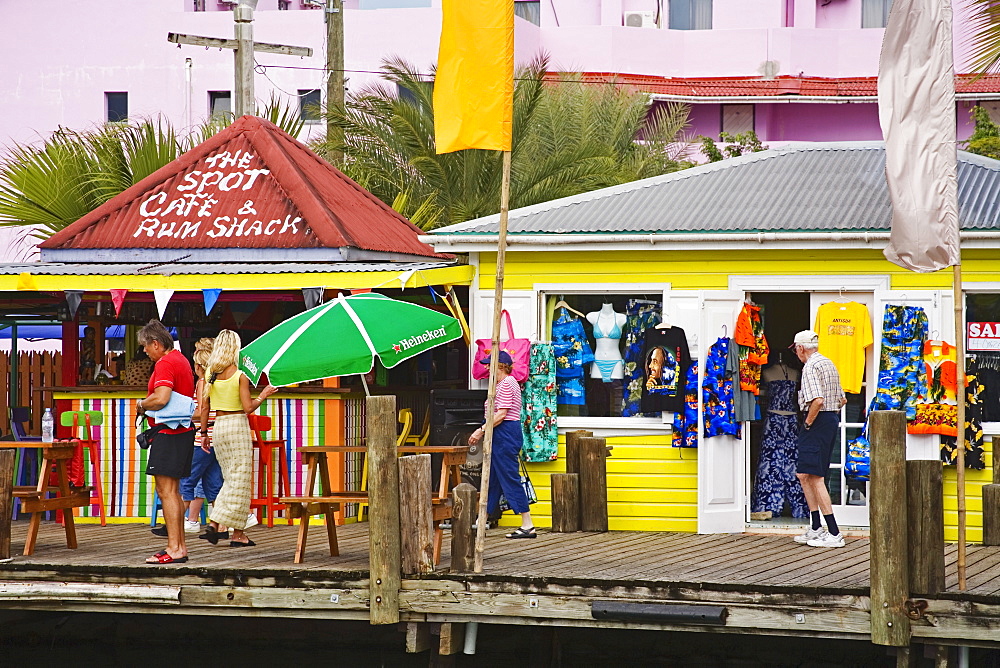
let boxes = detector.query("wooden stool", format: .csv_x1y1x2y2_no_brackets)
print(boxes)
59,410,106,526
248,414,291,527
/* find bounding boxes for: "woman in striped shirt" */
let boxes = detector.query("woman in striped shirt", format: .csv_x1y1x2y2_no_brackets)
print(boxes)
468,351,536,539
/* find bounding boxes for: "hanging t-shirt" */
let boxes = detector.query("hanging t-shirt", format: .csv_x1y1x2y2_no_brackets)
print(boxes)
909,340,958,436
814,301,873,394
734,302,769,395
640,327,691,413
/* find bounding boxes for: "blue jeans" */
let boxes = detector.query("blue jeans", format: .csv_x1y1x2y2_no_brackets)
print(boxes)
487,420,530,515
180,446,223,503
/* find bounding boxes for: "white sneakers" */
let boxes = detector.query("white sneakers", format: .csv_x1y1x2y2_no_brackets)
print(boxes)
807,532,845,548
794,527,846,548
184,519,201,533
246,512,259,529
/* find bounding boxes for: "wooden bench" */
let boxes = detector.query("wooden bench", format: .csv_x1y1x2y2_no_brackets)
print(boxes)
279,445,469,565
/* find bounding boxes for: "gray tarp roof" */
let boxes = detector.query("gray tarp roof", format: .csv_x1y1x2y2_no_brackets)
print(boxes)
430,142,1000,236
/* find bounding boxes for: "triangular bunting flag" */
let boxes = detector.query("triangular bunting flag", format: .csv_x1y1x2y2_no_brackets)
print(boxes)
302,287,325,310
16,272,38,291
203,288,222,315
64,290,84,318
153,289,174,320
230,303,256,327
110,289,128,317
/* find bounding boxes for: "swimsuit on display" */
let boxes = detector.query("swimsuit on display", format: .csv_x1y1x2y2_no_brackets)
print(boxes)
592,314,624,382
593,318,623,339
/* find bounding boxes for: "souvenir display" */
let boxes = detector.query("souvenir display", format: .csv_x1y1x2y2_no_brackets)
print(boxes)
621,299,662,417
814,300,873,394
521,343,558,462
639,326,691,414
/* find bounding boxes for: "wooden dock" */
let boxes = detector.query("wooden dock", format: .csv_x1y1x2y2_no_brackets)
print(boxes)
1,521,998,652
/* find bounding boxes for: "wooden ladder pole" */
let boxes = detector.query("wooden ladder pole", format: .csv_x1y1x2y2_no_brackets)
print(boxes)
869,410,911,647
367,394,401,624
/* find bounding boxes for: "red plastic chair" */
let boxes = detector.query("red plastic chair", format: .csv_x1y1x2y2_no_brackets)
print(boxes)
59,410,106,526
248,414,291,527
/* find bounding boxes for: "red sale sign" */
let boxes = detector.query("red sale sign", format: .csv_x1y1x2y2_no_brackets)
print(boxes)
968,322,1000,350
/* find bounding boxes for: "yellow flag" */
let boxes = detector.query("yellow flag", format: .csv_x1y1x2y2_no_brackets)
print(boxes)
433,0,513,154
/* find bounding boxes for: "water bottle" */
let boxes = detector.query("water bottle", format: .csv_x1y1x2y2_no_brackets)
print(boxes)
41,408,54,443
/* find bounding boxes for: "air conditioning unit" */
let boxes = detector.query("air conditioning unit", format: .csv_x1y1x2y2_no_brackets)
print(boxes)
624,10,657,28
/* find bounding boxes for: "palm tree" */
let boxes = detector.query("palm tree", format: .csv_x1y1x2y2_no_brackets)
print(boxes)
315,57,693,230
967,0,1000,75
0,98,305,240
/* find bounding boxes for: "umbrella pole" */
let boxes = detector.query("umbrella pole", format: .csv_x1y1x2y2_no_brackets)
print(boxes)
474,150,513,574
359,373,371,397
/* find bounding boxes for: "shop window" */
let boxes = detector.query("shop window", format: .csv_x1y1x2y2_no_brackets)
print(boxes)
669,0,712,30
966,293,1000,423
721,104,754,135
298,89,322,122
209,91,232,119
861,0,893,29
541,292,676,419
514,0,541,25
105,92,128,123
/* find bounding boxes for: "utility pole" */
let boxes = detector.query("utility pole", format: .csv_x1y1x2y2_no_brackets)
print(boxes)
326,0,345,163
168,0,312,120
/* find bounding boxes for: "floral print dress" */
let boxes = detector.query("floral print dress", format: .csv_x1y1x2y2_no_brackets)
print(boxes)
703,337,741,438
871,304,928,420
521,343,558,462
621,299,662,417
751,379,808,517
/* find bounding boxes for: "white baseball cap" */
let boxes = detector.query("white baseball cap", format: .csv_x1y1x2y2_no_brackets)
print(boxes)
789,330,819,347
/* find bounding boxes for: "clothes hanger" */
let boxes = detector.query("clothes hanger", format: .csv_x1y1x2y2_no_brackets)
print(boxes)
553,299,585,318
655,311,671,329
834,286,851,304
721,324,727,338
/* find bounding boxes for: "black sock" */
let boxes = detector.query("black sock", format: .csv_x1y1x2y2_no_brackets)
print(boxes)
811,510,821,531
824,514,839,536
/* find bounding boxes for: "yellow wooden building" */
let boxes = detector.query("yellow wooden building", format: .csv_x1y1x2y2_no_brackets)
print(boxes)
423,143,1000,542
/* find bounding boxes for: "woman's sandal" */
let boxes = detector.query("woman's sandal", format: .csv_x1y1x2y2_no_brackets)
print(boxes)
229,539,256,547
505,526,537,539
199,528,229,545
145,550,189,564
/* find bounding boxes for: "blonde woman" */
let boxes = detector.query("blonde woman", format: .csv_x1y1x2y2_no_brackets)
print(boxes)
199,330,277,546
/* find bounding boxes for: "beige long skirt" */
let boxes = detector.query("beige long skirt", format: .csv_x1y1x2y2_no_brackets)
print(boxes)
209,413,253,530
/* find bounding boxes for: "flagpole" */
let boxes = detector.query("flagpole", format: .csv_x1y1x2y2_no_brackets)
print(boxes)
474,149,512,573
954,260,967,590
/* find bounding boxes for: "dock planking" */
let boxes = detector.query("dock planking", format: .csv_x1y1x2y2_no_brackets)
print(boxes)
1,521,999,646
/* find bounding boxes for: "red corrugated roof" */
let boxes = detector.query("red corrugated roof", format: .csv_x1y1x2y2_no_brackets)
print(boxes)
41,116,446,259
543,73,1000,97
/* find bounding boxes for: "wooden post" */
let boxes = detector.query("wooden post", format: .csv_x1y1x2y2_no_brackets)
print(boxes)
405,622,432,653
983,436,1000,546
578,436,609,532
438,622,466,656
952,263,967,590
565,430,592,476
550,473,580,532
869,410,911,647
325,0,345,162
398,454,434,575
450,483,476,573
233,1,255,116
0,449,14,561
367,395,401,625
906,460,944,596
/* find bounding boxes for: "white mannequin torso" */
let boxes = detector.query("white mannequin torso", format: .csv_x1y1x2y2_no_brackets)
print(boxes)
586,304,627,380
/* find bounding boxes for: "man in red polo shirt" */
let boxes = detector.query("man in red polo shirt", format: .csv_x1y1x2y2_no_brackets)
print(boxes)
137,320,195,564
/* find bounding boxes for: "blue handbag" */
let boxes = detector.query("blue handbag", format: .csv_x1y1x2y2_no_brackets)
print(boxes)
844,427,871,481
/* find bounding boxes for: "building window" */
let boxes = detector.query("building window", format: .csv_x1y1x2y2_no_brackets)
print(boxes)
721,104,754,135
209,91,232,119
861,0,893,28
514,0,541,25
299,89,322,122
669,0,712,30
966,293,1000,423
105,92,128,123
278,0,290,8
193,0,206,10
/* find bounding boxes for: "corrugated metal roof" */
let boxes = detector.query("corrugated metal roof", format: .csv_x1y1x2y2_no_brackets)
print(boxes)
0,261,456,276
40,116,446,259
547,73,1000,98
431,143,1000,236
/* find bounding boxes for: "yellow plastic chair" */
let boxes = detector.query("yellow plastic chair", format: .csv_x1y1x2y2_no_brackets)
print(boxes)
403,407,430,448
358,408,413,520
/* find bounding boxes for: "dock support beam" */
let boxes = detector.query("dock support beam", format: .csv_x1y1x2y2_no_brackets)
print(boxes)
450,483,476,573
398,454,433,575
578,437,608,532
551,473,580,532
367,395,401,625
983,437,1000,546
906,460,944,595
869,410,911,647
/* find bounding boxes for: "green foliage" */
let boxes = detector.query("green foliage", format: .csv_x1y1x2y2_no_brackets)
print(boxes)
966,0,1000,76
697,131,768,163
313,57,694,230
964,105,1000,160
0,99,306,239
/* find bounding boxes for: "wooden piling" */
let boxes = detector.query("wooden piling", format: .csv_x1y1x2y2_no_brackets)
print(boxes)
551,473,580,532
869,410,911,647
367,395,401,625
0,449,13,560
564,430,592,476
578,436,608,532
450,483,476,573
906,460,944,596
983,436,1000,546
398,454,434,576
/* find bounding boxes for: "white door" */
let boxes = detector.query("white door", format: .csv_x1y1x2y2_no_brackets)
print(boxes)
697,291,747,534
810,291,877,527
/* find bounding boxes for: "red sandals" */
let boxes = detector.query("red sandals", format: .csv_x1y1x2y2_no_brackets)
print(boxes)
145,550,189,564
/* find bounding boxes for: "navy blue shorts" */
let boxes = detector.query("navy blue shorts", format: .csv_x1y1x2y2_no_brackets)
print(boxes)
796,412,839,477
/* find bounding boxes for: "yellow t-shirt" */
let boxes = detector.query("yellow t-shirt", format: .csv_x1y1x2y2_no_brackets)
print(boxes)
814,301,873,394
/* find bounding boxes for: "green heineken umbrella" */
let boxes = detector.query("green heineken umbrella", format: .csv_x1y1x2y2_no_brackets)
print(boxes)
239,292,463,387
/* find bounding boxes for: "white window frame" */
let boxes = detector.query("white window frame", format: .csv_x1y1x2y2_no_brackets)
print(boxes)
534,282,673,436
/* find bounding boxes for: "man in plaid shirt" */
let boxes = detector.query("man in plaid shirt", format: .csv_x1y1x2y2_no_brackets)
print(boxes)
790,330,848,548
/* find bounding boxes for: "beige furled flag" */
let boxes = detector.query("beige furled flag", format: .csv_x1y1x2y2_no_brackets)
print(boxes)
877,0,960,273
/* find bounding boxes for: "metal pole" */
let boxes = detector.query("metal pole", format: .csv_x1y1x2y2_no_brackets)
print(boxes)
473,149,512,573
234,1,256,117
953,262,967,590
325,0,345,162
10,324,18,413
